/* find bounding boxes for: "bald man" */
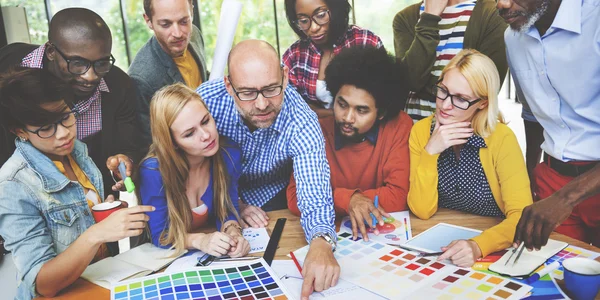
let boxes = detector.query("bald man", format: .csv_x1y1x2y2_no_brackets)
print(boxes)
198,40,340,299
0,8,141,194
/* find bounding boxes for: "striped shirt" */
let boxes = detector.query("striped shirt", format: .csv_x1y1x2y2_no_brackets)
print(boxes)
405,0,476,121
197,80,336,242
20,44,108,140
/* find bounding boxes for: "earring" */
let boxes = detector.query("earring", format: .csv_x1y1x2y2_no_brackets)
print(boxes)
18,136,27,142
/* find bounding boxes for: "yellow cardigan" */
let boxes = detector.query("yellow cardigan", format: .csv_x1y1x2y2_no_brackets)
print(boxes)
407,116,533,257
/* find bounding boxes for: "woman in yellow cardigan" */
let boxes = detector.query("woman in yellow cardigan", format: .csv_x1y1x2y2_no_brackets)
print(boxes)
408,49,532,267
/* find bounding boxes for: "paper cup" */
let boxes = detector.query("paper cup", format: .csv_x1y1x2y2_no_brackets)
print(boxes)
563,257,600,300
91,201,123,223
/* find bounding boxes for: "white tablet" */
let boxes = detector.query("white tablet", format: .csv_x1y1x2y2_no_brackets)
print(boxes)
401,223,482,253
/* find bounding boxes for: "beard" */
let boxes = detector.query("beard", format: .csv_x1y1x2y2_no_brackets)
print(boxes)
335,122,368,144
234,100,283,129
500,0,551,33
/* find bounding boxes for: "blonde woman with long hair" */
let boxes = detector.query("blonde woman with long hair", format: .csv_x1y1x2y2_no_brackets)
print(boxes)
408,49,532,267
139,83,250,257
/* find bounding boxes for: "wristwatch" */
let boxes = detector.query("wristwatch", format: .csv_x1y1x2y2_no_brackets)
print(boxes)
311,232,337,252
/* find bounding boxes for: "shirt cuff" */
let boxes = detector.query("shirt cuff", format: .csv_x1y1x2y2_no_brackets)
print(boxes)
417,12,442,29
306,225,337,245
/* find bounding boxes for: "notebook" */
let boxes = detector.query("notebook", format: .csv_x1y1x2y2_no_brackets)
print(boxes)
400,223,482,253
488,239,568,277
81,243,186,289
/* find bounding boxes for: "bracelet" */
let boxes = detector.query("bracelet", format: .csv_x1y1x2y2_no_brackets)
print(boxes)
223,222,242,235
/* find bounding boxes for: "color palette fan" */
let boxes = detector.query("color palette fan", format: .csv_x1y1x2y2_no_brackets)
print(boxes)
544,245,600,280
110,258,291,300
293,232,532,299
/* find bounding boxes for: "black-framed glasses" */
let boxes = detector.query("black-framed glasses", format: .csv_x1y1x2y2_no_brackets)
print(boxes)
294,9,331,31
50,43,115,75
228,75,284,101
434,84,482,110
24,111,77,139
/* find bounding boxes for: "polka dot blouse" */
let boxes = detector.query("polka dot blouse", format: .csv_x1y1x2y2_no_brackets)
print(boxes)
431,122,504,217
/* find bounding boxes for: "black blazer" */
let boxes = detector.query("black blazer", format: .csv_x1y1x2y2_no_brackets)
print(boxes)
0,43,143,196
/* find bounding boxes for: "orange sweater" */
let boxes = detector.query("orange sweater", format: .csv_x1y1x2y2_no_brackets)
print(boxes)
287,112,412,216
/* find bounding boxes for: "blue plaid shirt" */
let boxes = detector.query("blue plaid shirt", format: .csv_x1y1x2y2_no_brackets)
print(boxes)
197,80,335,242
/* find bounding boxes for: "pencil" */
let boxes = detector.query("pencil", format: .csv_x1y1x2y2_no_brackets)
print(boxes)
289,251,303,277
372,195,379,227
419,251,445,257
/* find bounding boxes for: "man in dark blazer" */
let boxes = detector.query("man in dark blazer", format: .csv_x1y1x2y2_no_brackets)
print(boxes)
0,8,141,195
129,0,208,149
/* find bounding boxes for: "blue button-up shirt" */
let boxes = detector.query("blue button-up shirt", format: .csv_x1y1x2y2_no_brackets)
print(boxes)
197,80,335,242
505,0,600,161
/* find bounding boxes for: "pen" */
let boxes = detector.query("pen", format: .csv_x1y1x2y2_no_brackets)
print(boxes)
289,251,303,277
371,195,379,227
526,261,561,284
418,251,445,257
118,161,136,193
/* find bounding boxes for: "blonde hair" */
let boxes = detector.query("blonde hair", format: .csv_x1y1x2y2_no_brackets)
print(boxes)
140,83,239,255
439,49,505,138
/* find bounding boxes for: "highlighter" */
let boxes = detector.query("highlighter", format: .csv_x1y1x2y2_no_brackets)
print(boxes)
118,161,136,193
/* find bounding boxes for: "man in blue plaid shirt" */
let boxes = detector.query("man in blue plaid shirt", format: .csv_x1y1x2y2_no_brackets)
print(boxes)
198,40,339,299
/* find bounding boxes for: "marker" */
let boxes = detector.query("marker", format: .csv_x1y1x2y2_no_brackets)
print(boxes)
403,218,409,240
371,195,379,227
526,261,561,284
289,251,303,277
118,161,136,193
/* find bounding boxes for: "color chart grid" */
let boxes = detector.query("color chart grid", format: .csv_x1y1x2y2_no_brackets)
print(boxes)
111,258,290,300
294,232,532,300
545,245,600,280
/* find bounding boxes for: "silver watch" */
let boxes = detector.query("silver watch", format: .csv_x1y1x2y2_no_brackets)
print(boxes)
311,233,337,252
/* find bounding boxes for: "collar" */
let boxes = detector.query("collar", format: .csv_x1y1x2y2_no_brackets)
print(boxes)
549,0,581,34
15,139,88,192
334,121,380,150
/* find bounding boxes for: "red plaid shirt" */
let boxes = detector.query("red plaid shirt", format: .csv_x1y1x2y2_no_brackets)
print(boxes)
282,25,383,105
21,44,109,140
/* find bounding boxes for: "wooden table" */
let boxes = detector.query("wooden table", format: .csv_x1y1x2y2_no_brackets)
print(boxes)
39,209,600,299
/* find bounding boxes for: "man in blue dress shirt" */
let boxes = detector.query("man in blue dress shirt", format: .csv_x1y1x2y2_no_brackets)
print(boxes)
197,40,339,299
497,0,600,250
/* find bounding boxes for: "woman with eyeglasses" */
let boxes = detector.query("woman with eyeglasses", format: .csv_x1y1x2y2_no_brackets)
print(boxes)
0,67,154,299
283,0,383,118
138,83,250,258
407,50,532,267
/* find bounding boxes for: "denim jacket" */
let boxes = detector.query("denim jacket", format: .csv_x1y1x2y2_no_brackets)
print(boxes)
0,139,103,300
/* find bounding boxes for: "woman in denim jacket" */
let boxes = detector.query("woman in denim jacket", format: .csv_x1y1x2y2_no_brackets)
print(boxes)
0,68,155,299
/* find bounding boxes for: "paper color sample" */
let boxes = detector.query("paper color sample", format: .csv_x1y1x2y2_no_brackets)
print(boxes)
111,258,291,300
339,211,413,245
209,0,243,80
293,233,532,299
402,223,481,253
544,245,600,280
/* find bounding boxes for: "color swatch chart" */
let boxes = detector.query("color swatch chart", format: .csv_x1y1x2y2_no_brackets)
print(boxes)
293,232,532,300
111,258,290,300
545,245,600,280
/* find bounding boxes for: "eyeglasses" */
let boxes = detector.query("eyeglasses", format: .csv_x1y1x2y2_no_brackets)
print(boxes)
228,75,284,101
294,9,331,31
24,111,77,139
50,43,115,75
434,85,482,110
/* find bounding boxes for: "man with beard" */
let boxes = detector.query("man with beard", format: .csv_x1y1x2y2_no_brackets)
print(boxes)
129,0,207,149
0,8,140,195
198,40,339,300
287,47,412,240
498,0,600,250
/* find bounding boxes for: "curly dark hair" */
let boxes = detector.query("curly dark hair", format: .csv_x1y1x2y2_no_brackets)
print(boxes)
325,47,408,121
0,67,68,130
284,0,351,44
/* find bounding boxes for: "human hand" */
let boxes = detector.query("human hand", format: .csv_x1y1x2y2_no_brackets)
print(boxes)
424,0,449,16
106,154,133,191
227,235,251,258
424,120,473,155
104,194,129,208
438,239,482,268
348,193,390,241
91,204,154,244
194,232,237,257
239,203,269,228
513,195,572,251
301,238,340,300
